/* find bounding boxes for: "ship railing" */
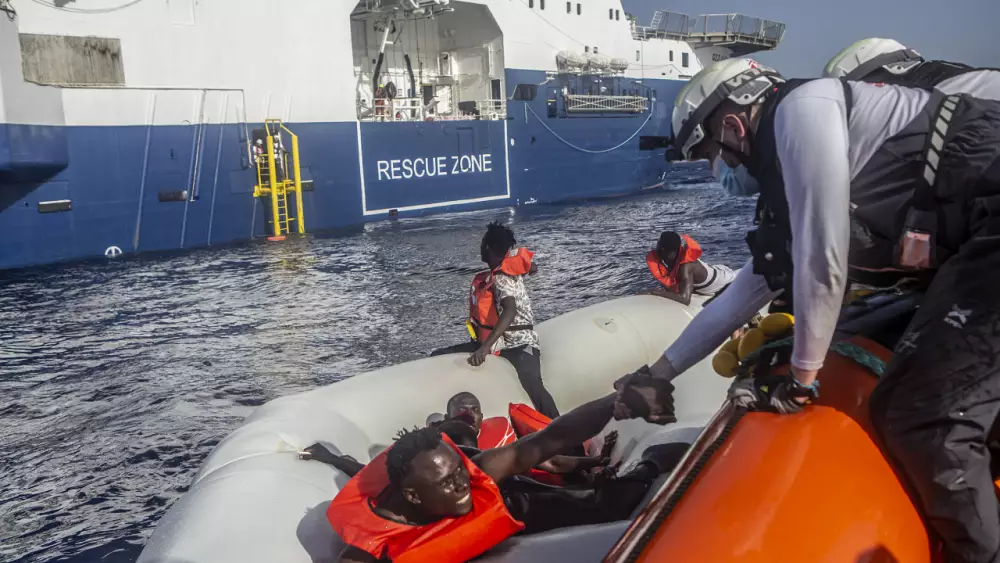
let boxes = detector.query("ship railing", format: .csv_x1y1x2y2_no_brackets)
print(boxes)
358,97,508,122
361,97,424,122
632,11,785,49
564,94,648,113
633,10,692,41
474,99,507,120
686,13,786,48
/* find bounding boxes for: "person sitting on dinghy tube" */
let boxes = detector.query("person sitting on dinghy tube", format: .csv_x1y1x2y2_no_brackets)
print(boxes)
319,377,676,563
616,57,1000,563
646,230,736,305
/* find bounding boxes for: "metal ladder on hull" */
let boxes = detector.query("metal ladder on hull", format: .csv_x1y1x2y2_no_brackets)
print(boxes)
253,119,306,239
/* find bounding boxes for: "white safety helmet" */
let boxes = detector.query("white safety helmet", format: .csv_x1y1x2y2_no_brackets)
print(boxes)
672,58,784,161
822,38,924,80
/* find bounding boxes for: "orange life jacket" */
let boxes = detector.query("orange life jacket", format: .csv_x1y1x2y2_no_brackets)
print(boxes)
509,402,593,456
478,416,517,450
509,402,552,438
646,234,703,291
468,248,534,343
327,434,524,563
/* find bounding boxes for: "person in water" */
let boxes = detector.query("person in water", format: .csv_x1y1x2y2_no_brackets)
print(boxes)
623,57,1000,563
645,231,736,306
432,222,559,419
320,375,677,563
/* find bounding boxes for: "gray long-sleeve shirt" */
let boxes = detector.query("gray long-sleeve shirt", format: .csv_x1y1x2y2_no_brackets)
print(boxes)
665,79,932,373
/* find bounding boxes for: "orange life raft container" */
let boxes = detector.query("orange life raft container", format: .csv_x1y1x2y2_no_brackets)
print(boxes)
605,337,941,563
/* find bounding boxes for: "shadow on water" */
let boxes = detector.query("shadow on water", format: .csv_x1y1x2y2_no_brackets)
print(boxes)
0,169,758,563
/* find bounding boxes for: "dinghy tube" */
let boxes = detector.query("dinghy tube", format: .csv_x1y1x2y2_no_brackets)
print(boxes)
138,295,731,563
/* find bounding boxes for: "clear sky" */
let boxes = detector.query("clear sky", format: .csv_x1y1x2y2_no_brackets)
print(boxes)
624,0,999,77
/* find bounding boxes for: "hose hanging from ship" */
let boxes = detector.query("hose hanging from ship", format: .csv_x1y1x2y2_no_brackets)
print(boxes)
526,103,655,154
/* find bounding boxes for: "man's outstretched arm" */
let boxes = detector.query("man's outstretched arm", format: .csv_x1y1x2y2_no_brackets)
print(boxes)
474,394,617,483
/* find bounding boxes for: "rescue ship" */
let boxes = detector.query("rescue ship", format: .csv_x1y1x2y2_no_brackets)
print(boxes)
0,0,783,270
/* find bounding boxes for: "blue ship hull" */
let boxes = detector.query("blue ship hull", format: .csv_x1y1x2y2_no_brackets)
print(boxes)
0,71,683,270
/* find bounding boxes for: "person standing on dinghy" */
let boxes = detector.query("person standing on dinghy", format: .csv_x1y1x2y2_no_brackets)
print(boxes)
645,230,735,305
428,222,558,418
321,377,676,563
469,222,560,418
615,58,1000,563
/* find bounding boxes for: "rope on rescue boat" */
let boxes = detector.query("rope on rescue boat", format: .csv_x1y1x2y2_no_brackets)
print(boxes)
742,337,887,378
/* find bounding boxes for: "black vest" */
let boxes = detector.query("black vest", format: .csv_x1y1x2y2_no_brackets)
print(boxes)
863,60,999,90
745,79,1000,292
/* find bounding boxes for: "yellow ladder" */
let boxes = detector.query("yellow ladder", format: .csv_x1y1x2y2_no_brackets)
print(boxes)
253,119,306,238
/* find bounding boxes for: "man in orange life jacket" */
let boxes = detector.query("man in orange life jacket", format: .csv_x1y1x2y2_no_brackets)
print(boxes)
646,231,736,306
432,221,560,418
441,391,615,481
319,374,677,563
445,391,517,449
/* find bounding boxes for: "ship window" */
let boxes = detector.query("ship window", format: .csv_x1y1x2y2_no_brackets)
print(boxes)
529,0,533,7
585,46,589,53
682,52,689,68
19,34,125,86
512,84,538,101
593,47,598,54
635,50,640,61
566,2,570,13
608,8,613,19
669,51,674,62
616,9,620,20
576,3,581,15
540,0,545,9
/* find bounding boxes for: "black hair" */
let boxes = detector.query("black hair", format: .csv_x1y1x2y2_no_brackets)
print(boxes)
446,391,479,414
436,420,479,448
386,426,445,487
657,231,682,256
483,221,517,254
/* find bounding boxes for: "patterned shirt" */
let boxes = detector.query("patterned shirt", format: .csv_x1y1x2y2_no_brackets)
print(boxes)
492,271,540,350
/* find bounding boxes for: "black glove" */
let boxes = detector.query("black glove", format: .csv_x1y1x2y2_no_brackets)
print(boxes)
727,372,819,415
613,368,677,425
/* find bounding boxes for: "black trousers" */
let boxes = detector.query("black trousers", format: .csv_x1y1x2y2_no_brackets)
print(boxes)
505,442,689,534
429,342,560,419
869,157,1000,563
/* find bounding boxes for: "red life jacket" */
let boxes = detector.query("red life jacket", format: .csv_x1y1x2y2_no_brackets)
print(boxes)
327,434,524,563
468,248,534,343
478,416,517,450
646,234,702,291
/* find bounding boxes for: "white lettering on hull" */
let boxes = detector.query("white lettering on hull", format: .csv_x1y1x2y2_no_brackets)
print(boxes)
376,154,493,181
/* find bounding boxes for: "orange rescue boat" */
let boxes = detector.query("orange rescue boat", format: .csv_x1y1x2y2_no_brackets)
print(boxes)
605,337,946,563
